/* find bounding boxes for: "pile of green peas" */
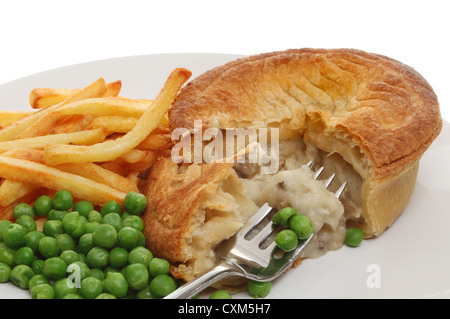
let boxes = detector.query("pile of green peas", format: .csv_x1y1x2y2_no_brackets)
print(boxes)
0,189,179,299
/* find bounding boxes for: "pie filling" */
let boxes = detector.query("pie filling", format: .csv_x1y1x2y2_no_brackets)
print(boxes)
178,136,364,283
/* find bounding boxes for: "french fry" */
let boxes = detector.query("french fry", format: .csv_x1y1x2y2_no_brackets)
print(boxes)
0,78,108,142
16,78,116,139
55,97,150,118
0,180,39,207
116,149,149,164
105,80,122,98
1,148,138,196
0,203,14,221
118,150,159,173
0,156,127,206
43,68,192,165
2,149,45,163
137,132,173,150
29,88,80,109
49,115,94,134
0,110,33,128
54,162,139,193
29,80,122,109
126,171,141,187
89,116,137,133
99,162,132,177
0,128,108,153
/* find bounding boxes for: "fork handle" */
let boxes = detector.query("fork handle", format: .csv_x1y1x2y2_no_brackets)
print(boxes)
164,260,240,299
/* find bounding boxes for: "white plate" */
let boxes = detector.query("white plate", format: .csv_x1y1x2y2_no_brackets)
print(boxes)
0,53,449,299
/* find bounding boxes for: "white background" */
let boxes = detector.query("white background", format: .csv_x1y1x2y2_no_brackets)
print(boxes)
0,0,449,121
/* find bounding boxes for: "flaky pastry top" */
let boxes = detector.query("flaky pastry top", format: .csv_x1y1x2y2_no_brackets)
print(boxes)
169,49,442,178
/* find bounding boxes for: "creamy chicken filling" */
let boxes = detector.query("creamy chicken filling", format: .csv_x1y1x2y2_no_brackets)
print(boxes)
234,138,364,258
175,136,364,282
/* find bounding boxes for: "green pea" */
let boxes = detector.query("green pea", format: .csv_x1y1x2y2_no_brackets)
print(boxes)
247,279,271,298
62,211,86,238
95,293,117,299
136,285,158,299
149,274,177,298
13,203,35,220
103,266,119,277
72,200,94,218
0,246,16,267
136,230,146,247
47,209,68,221
0,220,13,241
92,224,117,249
14,246,34,266
30,283,54,299
30,259,45,275
275,229,298,252
102,213,123,232
125,263,149,290
123,191,147,215
59,250,79,266
43,220,64,237
67,261,90,282
53,278,78,299
289,214,314,239
28,274,49,290
16,215,37,234
272,207,297,228
209,290,232,299
63,293,83,299
86,247,109,269
33,195,53,217
117,227,140,250
15,215,36,234
148,258,170,277
87,210,102,223
121,212,131,221
38,236,60,259
53,189,73,210
78,233,94,255
25,231,45,253
3,223,26,249
0,262,11,283
42,257,67,281
122,215,144,232
77,253,86,263
100,201,121,217
79,277,103,299
103,272,128,298
345,228,364,247
89,268,105,281
109,247,129,269
10,264,34,289
83,222,101,234
55,233,76,252
128,246,153,267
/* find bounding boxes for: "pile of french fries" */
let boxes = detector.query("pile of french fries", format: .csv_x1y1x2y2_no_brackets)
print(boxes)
0,68,192,220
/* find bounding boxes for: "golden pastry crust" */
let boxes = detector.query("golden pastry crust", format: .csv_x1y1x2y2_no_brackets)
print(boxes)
142,158,232,262
169,49,442,236
142,157,258,282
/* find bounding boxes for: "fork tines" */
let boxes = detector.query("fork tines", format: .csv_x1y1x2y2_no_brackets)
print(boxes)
306,160,347,198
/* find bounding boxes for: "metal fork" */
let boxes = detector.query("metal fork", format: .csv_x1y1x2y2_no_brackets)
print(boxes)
164,161,347,299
